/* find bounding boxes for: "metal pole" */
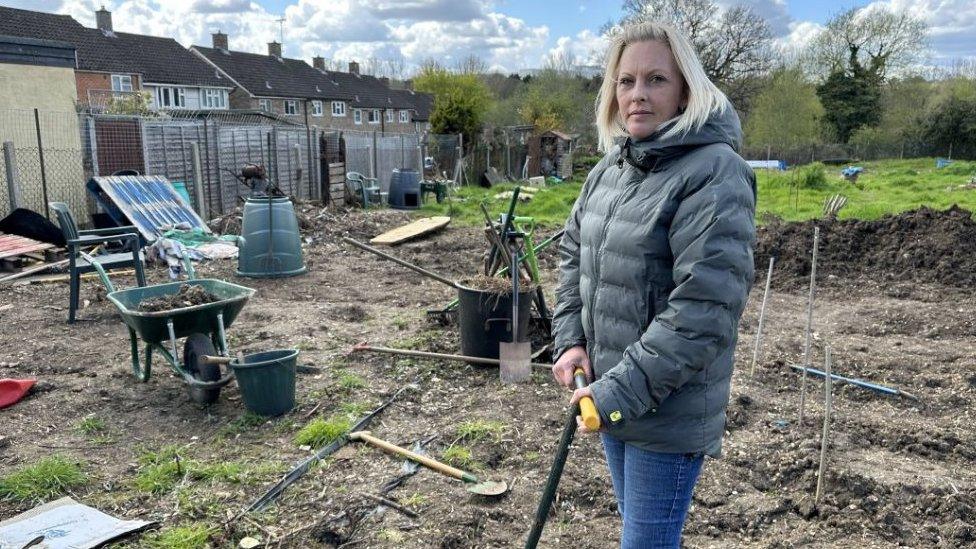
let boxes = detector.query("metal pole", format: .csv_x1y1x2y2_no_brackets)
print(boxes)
371,130,378,180
190,142,208,219
798,226,819,426
33,109,50,219
3,141,22,213
400,134,405,168
815,345,833,504
750,256,775,377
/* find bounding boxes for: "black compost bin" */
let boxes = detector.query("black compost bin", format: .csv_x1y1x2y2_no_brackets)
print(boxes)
388,169,421,210
457,284,533,363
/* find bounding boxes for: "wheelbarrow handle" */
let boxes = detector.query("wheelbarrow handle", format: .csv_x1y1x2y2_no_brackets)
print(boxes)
79,251,116,292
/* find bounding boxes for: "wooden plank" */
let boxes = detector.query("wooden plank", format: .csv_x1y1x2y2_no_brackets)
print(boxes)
0,258,69,284
22,269,134,284
370,216,451,246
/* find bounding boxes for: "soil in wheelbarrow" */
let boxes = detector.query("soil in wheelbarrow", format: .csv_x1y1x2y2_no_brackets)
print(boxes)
138,284,220,312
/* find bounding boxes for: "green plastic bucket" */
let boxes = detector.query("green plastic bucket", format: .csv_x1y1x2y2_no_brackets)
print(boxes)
230,349,298,416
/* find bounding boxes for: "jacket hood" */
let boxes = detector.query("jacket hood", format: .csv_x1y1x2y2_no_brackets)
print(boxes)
617,106,743,171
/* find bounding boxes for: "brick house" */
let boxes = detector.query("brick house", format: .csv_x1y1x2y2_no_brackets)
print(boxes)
192,33,432,132
0,6,232,112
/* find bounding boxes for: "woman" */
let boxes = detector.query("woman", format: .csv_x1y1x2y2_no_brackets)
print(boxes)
550,21,756,548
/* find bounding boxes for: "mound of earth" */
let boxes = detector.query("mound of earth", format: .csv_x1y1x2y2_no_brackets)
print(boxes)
756,206,976,288
138,284,219,312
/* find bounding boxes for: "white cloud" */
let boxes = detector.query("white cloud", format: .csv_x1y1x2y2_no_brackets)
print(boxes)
546,29,607,68
188,0,254,14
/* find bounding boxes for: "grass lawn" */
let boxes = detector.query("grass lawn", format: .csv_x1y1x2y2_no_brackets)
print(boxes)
417,157,976,227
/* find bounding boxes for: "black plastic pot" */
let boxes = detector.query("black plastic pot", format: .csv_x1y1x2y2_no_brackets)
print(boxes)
457,284,533,363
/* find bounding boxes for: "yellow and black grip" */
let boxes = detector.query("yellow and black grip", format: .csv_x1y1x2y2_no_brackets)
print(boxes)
573,367,601,431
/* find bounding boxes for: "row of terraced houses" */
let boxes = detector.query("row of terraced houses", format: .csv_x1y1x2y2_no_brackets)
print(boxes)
0,5,433,132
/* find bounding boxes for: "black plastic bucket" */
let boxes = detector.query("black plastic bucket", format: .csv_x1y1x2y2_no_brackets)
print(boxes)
230,349,298,416
457,284,533,363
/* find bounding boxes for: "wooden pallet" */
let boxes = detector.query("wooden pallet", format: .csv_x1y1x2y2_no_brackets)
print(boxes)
0,233,55,261
370,216,451,246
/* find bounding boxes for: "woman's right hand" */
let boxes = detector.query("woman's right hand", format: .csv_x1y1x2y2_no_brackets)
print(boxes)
551,345,592,389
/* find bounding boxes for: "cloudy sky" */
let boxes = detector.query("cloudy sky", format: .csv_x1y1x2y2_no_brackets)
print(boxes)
4,0,974,73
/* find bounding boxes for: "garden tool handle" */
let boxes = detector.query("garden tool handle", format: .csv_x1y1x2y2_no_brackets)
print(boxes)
574,368,601,431
349,431,472,482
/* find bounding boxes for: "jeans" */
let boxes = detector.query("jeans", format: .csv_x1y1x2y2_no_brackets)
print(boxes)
601,433,704,549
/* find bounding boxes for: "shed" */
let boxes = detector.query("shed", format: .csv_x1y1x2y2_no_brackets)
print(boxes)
527,130,578,179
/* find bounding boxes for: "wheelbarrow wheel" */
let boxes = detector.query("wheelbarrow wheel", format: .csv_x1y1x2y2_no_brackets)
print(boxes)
184,333,221,405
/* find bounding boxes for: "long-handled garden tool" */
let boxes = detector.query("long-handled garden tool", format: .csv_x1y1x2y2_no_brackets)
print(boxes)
349,431,508,496
524,368,600,548
499,207,532,383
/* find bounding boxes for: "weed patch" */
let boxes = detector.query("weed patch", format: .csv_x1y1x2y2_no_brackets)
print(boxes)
0,455,87,502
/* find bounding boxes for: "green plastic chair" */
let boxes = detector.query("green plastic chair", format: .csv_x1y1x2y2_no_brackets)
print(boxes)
345,171,386,208
49,202,146,323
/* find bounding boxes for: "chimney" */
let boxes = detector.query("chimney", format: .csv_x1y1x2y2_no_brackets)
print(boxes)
348,61,359,75
403,79,413,91
212,31,228,51
268,41,282,58
312,56,325,70
95,6,112,32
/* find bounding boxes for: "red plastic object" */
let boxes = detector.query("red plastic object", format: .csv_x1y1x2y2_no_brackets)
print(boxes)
0,379,35,409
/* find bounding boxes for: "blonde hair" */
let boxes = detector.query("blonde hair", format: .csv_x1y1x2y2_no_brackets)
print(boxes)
595,21,730,153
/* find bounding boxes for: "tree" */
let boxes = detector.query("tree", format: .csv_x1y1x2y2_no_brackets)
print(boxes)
515,69,596,140
922,81,976,158
616,0,773,106
744,68,824,148
413,67,493,146
816,55,883,142
806,6,927,81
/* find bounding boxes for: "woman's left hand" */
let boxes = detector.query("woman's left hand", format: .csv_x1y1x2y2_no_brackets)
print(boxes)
569,386,600,434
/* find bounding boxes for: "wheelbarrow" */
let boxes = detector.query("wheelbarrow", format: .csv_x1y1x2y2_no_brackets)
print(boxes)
82,252,256,404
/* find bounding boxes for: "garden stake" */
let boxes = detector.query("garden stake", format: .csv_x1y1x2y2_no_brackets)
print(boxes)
243,384,411,513
799,226,819,426
815,345,833,504
525,368,600,548
750,257,775,377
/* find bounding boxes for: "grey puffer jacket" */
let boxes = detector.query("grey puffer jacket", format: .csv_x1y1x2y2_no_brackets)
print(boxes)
552,106,755,458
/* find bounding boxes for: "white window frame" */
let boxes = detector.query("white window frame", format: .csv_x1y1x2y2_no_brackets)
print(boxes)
111,74,133,92
155,86,186,109
285,100,298,115
385,109,394,123
368,109,380,124
311,100,323,117
354,109,362,124
202,88,227,109
258,98,272,112
399,110,409,123
332,101,346,117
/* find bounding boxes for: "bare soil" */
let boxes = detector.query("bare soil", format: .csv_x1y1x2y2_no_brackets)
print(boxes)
1,206,974,548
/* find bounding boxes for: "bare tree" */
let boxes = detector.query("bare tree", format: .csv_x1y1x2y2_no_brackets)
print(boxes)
455,55,489,75
616,0,773,104
543,50,576,74
806,6,928,80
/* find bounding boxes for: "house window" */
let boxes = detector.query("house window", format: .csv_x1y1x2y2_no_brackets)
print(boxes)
368,109,380,124
202,88,227,109
311,100,323,117
399,110,409,123
111,74,133,92
385,109,394,123
354,109,362,124
331,101,345,117
258,98,272,112
285,100,298,115
155,86,185,108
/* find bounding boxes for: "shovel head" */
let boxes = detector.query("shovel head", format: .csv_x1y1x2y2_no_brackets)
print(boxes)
499,341,532,384
466,479,509,496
